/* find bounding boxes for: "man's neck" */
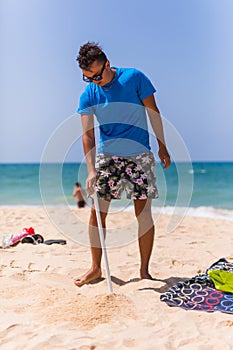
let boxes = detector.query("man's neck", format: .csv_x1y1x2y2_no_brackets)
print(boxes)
106,68,116,84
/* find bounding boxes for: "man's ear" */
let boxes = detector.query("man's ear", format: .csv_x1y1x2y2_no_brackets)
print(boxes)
105,60,111,70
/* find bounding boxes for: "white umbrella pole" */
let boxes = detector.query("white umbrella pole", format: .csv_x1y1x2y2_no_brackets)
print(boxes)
93,192,113,294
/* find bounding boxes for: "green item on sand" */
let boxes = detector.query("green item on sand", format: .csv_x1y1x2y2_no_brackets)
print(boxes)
208,269,233,293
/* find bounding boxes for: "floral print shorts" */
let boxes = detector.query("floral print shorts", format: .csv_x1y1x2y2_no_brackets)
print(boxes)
95,151,158,200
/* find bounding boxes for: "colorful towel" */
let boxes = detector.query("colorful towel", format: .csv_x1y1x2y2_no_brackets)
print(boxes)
160,258,233,314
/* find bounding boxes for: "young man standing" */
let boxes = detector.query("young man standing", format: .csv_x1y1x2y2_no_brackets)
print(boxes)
75,42,170,287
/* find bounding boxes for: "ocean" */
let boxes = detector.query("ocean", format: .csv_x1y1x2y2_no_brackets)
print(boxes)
0,162,233,220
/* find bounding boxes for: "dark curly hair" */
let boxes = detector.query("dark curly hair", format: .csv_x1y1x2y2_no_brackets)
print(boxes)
76,42,107,71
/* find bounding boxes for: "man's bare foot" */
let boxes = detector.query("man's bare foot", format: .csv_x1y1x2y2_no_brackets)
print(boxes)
74,267,102,287
140,270,153,280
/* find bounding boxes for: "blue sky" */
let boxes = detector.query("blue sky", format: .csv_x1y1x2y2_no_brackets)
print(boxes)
1,0,233,162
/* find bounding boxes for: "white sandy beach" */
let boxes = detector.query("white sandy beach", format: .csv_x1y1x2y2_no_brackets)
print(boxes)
0,206,233,350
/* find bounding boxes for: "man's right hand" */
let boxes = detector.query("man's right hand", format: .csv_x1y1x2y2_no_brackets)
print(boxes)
158,146,171,169
86,170,98,195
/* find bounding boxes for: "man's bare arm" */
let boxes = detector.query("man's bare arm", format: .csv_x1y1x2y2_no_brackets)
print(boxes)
142,94,171,169
81,114,97,194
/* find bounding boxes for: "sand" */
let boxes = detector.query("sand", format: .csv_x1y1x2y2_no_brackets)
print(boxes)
0,205,233,350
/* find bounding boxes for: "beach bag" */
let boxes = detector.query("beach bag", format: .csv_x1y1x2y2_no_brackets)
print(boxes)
207,258,233,294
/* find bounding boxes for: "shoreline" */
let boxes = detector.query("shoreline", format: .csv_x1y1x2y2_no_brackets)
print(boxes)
0,204,233,221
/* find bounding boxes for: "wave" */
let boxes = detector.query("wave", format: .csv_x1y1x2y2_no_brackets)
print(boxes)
107,204,233,221
152,206,233,221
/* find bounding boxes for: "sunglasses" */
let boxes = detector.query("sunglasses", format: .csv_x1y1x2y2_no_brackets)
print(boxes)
83,60,107,83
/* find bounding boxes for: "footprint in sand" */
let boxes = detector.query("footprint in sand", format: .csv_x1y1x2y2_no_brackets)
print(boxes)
171,259,184,266
0,324,21,340
27,263,41,272
10,260,21,269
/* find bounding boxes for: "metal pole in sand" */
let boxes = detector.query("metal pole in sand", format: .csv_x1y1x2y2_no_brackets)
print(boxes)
93,191,113,294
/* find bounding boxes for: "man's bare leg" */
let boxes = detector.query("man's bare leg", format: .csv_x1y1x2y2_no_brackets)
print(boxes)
74,198,111,287
134,199,154,279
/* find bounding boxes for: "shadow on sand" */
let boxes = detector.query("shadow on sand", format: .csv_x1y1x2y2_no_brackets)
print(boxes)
91,275,189,294
93,276,188,293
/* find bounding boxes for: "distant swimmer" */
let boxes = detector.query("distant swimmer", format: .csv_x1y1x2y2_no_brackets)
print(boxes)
73,182,87,208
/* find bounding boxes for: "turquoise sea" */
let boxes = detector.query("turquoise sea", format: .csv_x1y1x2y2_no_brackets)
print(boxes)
0,162,233,219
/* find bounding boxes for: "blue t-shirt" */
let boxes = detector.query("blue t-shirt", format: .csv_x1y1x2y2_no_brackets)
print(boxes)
77,67,156,156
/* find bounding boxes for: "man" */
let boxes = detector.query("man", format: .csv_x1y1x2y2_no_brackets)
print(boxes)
75,42,170,287
73,182,87,208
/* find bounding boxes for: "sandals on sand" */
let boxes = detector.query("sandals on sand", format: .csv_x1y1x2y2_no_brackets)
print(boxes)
44,239,66,245
21,234,44,244
21,235,66,245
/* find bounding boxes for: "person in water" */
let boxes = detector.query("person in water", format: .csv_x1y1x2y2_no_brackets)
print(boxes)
73,182,87,208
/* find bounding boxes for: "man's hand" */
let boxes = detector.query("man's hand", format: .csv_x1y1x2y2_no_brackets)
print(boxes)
86,170,98,195
158,146,171,169
142,95,171,170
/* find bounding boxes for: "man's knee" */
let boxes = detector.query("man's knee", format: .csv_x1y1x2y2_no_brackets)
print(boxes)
90,206,108,227
136,210,153,224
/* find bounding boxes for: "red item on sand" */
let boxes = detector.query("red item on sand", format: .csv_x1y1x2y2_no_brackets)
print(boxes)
11,227,35,245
